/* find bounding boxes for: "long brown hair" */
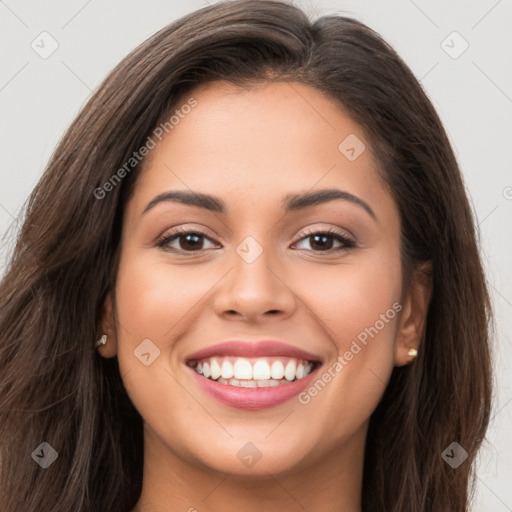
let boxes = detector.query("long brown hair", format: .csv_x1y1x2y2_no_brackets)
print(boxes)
0,1,493,510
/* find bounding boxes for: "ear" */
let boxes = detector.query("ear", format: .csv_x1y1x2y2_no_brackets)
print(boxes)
394,261,432,366
97,293,118,358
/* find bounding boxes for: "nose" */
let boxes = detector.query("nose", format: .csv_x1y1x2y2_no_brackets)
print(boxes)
213,242,298,324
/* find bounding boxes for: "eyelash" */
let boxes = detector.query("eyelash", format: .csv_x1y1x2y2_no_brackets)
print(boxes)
156,226,356,255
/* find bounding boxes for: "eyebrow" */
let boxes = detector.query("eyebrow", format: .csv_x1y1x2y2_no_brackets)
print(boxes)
142,188,376,220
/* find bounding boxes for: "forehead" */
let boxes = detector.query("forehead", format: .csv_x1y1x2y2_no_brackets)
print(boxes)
127,80,393,220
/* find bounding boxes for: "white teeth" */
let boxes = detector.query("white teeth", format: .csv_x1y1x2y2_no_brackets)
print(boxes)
233,358,252,380
253,360,271,380
221,360,234,379
270,360,284,380
210,358,221,380
284,360,297,381
192,356,317,386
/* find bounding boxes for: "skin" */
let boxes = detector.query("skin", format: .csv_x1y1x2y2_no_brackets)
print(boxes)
99,80,431,512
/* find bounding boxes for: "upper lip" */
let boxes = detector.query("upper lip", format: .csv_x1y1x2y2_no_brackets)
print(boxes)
186,340,322,363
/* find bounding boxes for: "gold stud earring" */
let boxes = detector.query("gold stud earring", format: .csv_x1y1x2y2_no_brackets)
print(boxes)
95,334,107,347
407,348,418,358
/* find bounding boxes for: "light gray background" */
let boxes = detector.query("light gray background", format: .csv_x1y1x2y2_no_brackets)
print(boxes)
1,0,511,510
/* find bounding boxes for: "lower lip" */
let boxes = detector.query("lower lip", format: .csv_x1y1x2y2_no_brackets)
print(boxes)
186,364,320,410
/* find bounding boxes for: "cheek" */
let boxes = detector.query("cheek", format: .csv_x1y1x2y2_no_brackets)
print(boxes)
112,250,202,387
293,253,401,429
112,253,210,443
300,251,402,350
114,252,215,343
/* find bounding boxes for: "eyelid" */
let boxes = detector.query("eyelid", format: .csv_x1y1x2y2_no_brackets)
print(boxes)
292,226,356,253
156,225,220,249
156,224,357,254
296,225,355,244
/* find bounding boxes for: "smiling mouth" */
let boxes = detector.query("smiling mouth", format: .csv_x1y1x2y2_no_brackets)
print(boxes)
187,356,320,388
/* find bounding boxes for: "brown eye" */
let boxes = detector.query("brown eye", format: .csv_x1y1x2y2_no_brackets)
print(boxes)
157,230,219,252
176,233,204,251
293,229,355,254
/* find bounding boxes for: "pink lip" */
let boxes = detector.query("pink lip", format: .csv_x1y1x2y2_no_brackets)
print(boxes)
184,340,322,410
185,340,322,362
186,363,321,410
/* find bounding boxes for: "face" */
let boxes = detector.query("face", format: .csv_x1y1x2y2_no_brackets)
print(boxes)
99,80,428,479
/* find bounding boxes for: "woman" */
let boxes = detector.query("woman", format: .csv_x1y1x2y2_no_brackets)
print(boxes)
0,1,493,510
